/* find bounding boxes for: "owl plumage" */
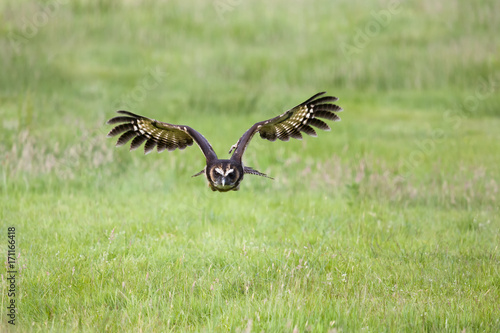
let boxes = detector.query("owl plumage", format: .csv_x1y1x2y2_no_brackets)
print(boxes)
107,92,342,192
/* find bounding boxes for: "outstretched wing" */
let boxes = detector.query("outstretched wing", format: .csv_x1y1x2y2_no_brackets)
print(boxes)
107,111,217,162
229,92,342,162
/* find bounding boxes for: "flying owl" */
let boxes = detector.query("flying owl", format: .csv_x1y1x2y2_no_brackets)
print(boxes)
107,92,342,192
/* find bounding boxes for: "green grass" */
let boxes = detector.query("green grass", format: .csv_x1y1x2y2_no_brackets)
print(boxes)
1,0,500,331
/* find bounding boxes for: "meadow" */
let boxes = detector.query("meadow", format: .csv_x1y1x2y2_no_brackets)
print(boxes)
1,0,499,331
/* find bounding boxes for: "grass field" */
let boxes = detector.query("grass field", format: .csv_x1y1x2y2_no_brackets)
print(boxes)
1,0,500,331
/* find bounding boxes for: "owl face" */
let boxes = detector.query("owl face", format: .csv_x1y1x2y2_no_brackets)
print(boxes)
207,160,243,192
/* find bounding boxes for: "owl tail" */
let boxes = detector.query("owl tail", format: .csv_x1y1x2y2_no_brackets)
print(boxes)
243,166,273,179
192,169,205,177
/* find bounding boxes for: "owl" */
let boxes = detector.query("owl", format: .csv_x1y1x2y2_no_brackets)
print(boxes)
107,92,342,192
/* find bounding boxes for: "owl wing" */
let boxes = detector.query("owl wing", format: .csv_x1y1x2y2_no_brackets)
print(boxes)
229,92,342,162
106,110,217,162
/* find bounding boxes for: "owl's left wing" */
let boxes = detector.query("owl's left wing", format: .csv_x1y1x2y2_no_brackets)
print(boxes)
229,92,342,162
107,110,217,162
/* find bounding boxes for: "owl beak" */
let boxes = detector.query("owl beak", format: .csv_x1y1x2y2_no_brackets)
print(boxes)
222,178,225,186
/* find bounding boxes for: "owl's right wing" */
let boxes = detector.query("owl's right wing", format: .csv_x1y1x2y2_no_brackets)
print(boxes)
229,92,342,162
107,111,218,162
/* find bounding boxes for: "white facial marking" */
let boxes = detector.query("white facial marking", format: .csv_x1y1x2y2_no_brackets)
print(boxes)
215,167,224,176
225,168,234,176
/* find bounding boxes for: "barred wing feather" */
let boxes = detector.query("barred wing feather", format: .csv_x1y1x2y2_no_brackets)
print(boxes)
230,92,342,161
106,111,217,161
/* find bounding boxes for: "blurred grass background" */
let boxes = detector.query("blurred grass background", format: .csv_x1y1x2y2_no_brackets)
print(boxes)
1,0,499,331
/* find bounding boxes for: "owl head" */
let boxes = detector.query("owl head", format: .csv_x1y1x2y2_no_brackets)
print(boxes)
207,160,243,192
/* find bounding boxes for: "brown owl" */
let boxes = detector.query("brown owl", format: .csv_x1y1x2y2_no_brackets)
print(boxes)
107,92,342,192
